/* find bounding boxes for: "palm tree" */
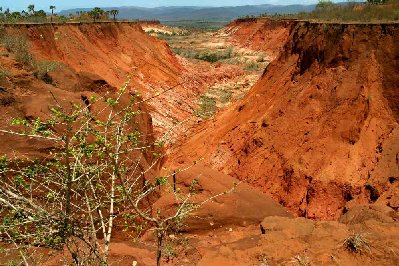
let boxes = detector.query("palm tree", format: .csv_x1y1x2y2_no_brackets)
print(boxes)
110,9,119,21
50,5,56,22
89,7,104,22
28,4,35,15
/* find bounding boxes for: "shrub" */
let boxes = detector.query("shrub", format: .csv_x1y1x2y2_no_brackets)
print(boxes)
195,95,217,117
0,34,33,65
0,33,61,83
172,47,234,63
0,85,236,265
298,0,399,22
197,47,234,63
316,0,335,10
265,0,399,22
219,89,232,104
245,62,261,71
33,60,61,84
344,233,371,254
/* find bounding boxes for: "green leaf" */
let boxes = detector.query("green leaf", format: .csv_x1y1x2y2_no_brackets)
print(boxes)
127,131,140,142
154,141,165,148
11,117,29,126
105,97,117,107
0,156,8,174
14,175,26,188
155,176,168,186
189,178,199,194
89,95,98,102
152,152,162,159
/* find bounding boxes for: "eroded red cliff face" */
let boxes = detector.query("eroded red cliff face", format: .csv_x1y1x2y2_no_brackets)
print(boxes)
224,18,291,59
2,22,198,136
0,23,167,167
170,21,399,220
4,22,182,88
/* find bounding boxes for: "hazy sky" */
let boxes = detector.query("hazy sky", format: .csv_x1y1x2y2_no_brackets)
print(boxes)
3,0,324,11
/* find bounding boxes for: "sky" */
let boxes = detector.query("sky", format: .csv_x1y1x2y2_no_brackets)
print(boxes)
2,0,325,12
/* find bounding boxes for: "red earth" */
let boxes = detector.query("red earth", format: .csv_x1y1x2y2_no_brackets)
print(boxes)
168,21,399,221
1,20,399,265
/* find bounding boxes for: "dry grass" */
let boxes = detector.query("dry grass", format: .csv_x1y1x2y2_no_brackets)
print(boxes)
0,34,33,65
291,254,311,266
343,233,371,254
0,33,61,84
268,0,399,23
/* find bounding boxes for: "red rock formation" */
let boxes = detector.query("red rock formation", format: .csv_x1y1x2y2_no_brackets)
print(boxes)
224,18,291,59
169,21,399,220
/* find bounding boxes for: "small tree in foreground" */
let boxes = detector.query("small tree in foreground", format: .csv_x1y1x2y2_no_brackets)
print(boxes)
0,81,236,265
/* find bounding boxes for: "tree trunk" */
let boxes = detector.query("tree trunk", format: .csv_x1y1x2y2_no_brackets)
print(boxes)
156,231,163,266
63,129,72,240
103,172,116,262
173,171,176,192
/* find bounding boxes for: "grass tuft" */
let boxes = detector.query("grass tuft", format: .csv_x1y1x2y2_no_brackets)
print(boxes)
1,34,34,65
194,95,217,117
0,33,61,84
291,254,311,266
343,233,371,254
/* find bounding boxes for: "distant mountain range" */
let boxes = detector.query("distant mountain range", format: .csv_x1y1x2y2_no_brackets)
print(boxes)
59,4,316,22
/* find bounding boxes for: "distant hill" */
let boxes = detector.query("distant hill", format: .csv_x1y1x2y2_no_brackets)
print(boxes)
59,4,316,22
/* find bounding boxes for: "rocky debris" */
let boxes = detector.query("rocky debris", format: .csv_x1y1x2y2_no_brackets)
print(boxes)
154,165,292,232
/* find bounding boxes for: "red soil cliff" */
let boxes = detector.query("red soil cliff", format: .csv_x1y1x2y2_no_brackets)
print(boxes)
170,21,399,220
224,18,291,59
3,22,196,136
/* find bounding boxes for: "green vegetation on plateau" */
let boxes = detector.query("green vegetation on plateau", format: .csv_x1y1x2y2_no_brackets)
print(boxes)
265,0,399,22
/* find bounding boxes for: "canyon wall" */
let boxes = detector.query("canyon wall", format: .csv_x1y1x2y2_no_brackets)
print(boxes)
224,18,291,59
171,21,399,220
3,22,196,135
0,23,169,164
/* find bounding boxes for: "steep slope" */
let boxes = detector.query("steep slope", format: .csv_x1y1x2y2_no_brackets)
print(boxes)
223,18,291,60
0,43,155,164
169,21,399,220
4,23,181,88
3,22,194,135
